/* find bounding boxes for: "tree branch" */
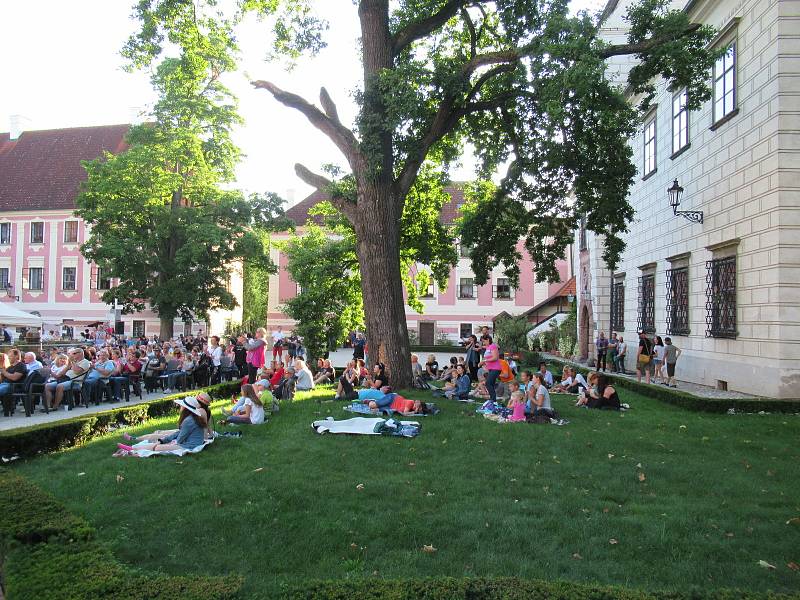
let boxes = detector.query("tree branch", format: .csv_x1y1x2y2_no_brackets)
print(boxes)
391,0,467,56
598,23,702,58
319,87,340,123
252,80,363,169
294,164,358,223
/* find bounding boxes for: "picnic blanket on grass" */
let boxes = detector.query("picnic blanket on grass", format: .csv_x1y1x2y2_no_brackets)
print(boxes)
113,438,215,458
343,401,440,417
312,417,421,437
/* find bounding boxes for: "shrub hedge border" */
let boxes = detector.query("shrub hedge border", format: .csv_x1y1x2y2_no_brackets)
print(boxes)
287,577,800,599
0,380,242,461
545,357,800,414
0,470,241,600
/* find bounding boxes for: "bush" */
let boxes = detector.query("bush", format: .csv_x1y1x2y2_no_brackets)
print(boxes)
0,380,242,461
0,471,240,600
546,357,800,413
286,577,800,600
493,315,533,354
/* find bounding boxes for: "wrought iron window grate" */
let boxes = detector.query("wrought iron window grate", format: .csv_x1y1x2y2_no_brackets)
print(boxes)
637,273,655,334
665,267,690,336
610,280,625,331
705,257,737,338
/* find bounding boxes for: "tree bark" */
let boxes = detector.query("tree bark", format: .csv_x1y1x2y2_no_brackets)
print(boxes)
159,315,174,340
353,182,412,388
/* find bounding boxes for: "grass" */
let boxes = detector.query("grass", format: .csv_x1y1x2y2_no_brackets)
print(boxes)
8,386,800,597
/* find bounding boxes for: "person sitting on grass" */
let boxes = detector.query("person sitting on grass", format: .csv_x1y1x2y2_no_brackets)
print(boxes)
537,362,554,388
468,372,491,400
443,364,471,400
424,354,438,379
117,396,208,453
577,374,621,410
527,372,553,417
219,384,265,425
519,369,532,394
293,359,315,391
507,390,527,422
313,359,336,385
335,361,361,400
123,392,215,443
366,362,388,389
410,354,423,379
437,357,458,382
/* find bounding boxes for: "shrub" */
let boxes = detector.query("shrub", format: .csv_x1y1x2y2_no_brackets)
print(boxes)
0,471,240,600
493,315,533,353
558,335,575,358
0,380,241,460
286,577,800,600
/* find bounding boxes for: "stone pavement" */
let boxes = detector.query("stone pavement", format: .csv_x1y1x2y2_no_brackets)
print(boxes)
543,353,757,399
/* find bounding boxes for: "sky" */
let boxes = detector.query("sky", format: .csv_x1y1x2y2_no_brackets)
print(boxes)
0,0,605,206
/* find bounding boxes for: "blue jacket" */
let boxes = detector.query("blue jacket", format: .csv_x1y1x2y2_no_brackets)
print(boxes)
161,416,205,449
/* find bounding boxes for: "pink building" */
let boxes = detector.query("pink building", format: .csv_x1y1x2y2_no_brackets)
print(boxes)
268,187,573,343
0,124,239,338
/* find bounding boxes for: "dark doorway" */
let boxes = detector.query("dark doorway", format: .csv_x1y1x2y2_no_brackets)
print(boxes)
419,321,435,345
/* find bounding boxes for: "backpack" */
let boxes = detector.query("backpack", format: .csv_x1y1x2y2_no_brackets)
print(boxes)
499,360,515,383
413,375,432,390
274,376,296,402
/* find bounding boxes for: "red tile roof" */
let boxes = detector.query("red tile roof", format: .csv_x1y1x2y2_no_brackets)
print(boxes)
286,184,466,225
0,124,130,212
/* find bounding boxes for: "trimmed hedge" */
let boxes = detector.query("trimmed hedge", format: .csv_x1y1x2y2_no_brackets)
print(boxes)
410,345,465,353
0,380,242,460
0,471,240,600
286,578,800,600
545,357,800,414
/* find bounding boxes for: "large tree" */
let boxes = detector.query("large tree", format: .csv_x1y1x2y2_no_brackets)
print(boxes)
242,0,719,387
78,1,286,339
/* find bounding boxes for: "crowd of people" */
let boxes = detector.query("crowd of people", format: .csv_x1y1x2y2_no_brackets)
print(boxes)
593,331,682,387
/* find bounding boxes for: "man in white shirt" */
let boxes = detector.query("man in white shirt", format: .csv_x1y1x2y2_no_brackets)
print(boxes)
615,337,628,374
271,327,285,361
23,352,43,373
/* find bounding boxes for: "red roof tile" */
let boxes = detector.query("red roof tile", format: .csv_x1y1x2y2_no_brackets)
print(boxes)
0,124,129,212
286,184,466,226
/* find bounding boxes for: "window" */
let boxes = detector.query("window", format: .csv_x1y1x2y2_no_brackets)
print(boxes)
494,278,513,299
132,320,146,338
30,222,44,244
610,278,625,331
643,116,657,177
458,277,475,299
97,267,111,290
64,221,79,243
637,272,656,334
706,256,736,338
459,323,473,340
459,242,471,259
665,267,690,336
62,267,77,291
672,89,689,156
0,223,10,245
0,268,8,290
28,267,44,290
421,281,435,298
713,43,736,125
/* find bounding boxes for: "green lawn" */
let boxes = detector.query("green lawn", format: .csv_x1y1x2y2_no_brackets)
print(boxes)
10,386,800,597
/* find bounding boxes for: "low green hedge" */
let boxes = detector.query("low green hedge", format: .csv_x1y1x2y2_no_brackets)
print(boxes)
286,577,799,599
410,345,465,353
545,357,800,414
0,380,242,461
0,471,240,600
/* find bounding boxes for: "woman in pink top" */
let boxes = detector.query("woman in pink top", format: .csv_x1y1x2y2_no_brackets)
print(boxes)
478,335,502,404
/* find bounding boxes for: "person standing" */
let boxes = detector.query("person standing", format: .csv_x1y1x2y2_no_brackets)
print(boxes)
615,336,627,374
478,335,502,405
464,334,480,381
233,335,247,378
607,333,619,373
271,327,285,362
652,336,666,384
595,331,608,372
636,332,654,384
245,329,267,382
663,337,682,388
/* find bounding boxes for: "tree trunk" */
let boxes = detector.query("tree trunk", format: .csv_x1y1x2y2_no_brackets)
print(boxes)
354,182,413,389
159,315,174,341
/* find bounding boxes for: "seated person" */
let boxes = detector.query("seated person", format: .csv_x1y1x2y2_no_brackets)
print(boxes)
220,384,266,424
293,359,315,391
569,371,593,395
81,349,116,405
313,359,336,385
117,396,208,452
537,362,554,388
468,372,491,400
577,374,621,409
527,372,554,416
504,380,521,403
437,357,458,382
124,392,214,442
551,366,574,392
365,363,388,389
424,355,438,380
335,361,361,400
410,354,423,379
507,390,527,422
266,361,285,389
519,370,533,394
443,364,471,400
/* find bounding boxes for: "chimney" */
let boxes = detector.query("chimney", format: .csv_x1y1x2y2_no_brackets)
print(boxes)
9,114,32,141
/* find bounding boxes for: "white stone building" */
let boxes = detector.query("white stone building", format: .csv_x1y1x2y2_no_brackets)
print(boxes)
577,0,800,398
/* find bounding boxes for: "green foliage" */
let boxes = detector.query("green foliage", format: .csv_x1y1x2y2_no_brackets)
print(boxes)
493,315,534,354
0,471,240,600
0,381,241,460
281,224,364,364
242,228,272,330
78,1,287,332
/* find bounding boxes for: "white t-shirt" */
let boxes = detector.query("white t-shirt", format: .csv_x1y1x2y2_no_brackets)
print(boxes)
209,346,222,367
654,344,666,361
617,342,627,356
574,373,588,389
272,330,284,344
245,398,265,424
559,375,573,387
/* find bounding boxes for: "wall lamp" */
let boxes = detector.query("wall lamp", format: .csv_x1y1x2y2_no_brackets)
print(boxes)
667,179,703,224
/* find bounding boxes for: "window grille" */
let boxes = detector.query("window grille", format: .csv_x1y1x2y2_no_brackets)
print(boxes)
637,273,655,334
705,257,737,338
610,280,625,331
665,267,689,335
132,320,145,338
458,278,476,299
493,278,514,299
62,267,77,291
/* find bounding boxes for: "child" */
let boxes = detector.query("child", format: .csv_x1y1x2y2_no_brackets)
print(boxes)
220,384,265,425
508,390,526,422
663,337,682,388
444,364,471,400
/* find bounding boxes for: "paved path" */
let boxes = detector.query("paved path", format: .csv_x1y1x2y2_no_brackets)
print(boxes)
543,353,757,399
0,387,188,432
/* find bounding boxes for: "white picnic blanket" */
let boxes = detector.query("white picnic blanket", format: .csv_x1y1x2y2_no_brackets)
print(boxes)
124,437,214,458
311,416,420,435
